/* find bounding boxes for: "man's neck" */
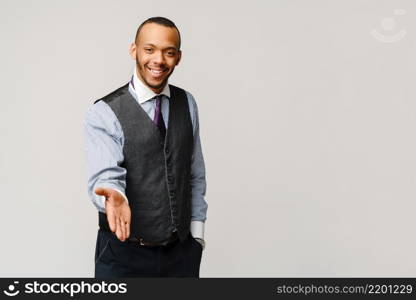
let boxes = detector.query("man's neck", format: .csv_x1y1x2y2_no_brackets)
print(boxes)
136,71,166,94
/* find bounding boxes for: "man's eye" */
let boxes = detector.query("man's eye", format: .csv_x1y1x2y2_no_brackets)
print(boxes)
145,48,152,52
168,52,175,55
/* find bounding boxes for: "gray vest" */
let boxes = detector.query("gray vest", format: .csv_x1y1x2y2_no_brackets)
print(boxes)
95,82,194,243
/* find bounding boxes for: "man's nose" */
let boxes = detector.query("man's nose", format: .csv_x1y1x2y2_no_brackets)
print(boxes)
152,51,165,64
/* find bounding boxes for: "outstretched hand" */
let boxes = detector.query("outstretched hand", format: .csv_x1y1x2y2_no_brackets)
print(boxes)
95,187,131,242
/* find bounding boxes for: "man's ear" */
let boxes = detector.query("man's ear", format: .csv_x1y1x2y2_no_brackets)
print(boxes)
175,50,182,66
129,43,137,60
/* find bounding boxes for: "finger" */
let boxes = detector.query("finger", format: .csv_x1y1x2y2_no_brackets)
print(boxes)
116,218,123,241
122,219,129,240
107,209,117,233
121,219,129,240
125,220,130,239
118,218,125,241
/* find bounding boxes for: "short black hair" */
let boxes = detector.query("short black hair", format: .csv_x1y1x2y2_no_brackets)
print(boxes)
135,16,181,50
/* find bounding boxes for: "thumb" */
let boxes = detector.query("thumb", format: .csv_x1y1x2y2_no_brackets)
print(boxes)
94,187,112,198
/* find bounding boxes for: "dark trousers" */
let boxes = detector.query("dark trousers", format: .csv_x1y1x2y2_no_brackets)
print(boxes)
94,228,203,278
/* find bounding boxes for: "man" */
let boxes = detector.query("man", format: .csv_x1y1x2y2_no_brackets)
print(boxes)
84,16,208,278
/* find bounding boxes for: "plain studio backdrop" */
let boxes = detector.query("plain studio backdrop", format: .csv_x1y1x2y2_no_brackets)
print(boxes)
1,0,415,277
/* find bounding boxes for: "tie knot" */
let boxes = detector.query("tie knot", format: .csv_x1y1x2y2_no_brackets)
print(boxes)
154,94,163,106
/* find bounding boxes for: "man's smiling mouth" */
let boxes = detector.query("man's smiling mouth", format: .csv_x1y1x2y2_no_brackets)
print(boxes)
147,66,167,76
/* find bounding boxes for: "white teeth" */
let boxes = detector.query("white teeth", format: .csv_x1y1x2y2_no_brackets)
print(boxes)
149,68,164,75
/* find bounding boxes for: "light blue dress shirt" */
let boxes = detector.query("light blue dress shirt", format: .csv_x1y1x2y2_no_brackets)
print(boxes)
84,69,207,241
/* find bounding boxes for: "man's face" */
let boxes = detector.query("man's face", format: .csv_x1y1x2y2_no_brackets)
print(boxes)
129,23,182,94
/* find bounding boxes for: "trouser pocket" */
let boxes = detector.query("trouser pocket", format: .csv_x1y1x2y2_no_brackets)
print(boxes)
188,233,203,252
95,229,112,264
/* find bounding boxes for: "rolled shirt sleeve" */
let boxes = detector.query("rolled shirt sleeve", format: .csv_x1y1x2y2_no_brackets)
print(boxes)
186,91,208,240
83,100,128,213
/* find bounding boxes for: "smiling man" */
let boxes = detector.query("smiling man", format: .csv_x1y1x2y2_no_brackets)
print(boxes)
84,17,208,278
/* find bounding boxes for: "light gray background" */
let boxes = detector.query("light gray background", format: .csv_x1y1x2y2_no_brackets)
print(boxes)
1,0,415,277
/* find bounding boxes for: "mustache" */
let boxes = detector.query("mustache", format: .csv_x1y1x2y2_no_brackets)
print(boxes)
135,57,167,70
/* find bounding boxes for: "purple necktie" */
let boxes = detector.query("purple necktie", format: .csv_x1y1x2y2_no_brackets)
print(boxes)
153,95,166,137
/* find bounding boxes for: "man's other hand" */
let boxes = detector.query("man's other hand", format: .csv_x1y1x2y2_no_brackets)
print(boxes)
95,187,131,242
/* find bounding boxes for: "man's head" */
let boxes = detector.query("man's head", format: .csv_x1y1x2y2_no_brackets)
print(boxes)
129,17,182,94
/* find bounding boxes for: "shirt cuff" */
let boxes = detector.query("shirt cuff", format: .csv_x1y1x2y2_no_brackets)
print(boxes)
190,220,205,240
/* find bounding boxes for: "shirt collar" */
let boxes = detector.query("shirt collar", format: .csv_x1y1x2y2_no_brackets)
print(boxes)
131,65,170,104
